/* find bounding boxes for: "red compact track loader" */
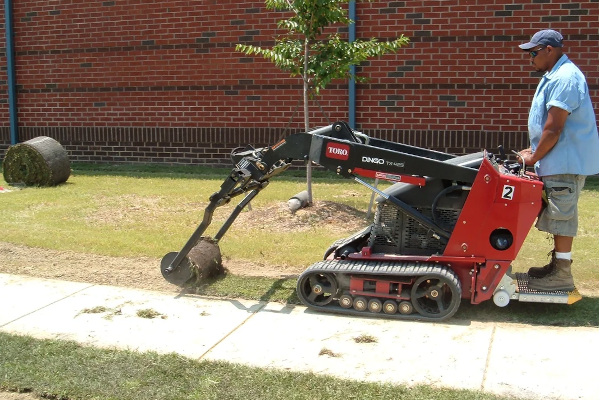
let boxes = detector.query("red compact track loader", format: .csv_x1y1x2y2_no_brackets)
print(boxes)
161,122,581,321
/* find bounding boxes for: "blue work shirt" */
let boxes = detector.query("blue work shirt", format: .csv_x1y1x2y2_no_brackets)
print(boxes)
528,54,599,176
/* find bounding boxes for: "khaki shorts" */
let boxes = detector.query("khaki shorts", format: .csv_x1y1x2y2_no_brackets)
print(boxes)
536,174,586,237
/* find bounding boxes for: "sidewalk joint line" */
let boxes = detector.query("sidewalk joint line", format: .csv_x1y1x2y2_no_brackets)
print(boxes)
0,284,96,329
197,301,267,360
480,324,497,391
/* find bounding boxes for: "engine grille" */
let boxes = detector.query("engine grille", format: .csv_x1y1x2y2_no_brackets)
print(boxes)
368,203,460,256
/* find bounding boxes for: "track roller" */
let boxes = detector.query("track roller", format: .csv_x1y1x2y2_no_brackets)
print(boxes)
398,301,413,315
339,294,353,309
368,298,382,313
383,300,398,314
353,296,368,311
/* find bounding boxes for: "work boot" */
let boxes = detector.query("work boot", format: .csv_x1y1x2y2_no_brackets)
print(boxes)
527,251,556,278
528,258,575,292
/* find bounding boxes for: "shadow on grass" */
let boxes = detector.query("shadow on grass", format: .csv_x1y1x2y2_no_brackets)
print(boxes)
582,174,598,191
258,277,300,304
71,162,230,180
186,272,300,306
454,295,599,327
70,162,347,182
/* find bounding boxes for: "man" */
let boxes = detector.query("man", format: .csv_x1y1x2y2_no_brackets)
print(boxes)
517,29,599,292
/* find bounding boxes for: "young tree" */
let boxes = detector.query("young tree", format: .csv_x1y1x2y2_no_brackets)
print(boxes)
236,0,409,204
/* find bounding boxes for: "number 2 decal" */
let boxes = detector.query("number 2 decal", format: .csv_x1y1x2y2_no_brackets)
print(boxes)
502,185,515,200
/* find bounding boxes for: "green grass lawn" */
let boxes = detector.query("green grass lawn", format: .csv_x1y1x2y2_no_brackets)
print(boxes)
0,164,375,262
0,163,597,400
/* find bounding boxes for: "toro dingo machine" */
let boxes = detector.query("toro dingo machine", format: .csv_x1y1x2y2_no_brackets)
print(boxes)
161,122,581,321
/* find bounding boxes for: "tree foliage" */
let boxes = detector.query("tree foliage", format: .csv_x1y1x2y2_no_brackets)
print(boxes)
235,0,409,204
236,0,410,96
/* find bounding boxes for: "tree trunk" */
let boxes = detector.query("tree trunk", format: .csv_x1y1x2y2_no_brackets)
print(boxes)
303,38,313,205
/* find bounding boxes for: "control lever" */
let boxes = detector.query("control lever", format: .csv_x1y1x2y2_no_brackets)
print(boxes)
512,150,526,174
495,145,523,175
497,145,507,160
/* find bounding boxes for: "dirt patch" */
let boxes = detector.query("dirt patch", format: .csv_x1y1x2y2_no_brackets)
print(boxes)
0,201,365,291
0,241,303,293
236,200,367,233
0,393,39,400
84,194,165,227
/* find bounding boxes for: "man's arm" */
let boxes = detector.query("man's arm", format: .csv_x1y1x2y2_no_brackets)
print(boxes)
519,106,569,166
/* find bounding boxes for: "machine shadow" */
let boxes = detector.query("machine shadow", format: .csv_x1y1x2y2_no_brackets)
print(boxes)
179,271,598,328
258,277,300,304
454,296,599,327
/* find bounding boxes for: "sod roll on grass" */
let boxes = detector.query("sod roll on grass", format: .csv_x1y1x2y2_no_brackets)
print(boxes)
2,136,71,186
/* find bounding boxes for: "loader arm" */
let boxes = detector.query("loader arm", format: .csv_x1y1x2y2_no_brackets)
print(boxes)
162,121,480,284
232,121,478,184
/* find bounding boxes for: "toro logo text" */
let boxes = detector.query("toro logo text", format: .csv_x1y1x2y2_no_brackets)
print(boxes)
325,142,350,160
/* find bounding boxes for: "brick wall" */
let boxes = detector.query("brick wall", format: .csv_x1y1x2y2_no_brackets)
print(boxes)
0,1,598,165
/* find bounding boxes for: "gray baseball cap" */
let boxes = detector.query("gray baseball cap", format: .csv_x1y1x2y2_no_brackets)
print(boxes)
519,30,563,50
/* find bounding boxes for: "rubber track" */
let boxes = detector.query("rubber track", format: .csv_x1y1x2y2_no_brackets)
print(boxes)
297,259,462,322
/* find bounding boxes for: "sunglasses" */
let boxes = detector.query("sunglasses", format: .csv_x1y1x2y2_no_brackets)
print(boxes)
529,47,546,58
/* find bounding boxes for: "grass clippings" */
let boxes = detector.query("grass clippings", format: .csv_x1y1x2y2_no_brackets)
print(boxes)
318,348,341,358
79,306,108,314
353,334,378,344
77,305,123,320
136,308,166,319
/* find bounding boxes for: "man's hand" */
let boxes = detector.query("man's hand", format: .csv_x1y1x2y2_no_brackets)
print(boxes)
518,148,536,166
519,148,536,166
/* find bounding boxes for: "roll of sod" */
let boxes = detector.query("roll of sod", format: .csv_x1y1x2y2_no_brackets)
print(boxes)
2,136,71,186
187,237,225,284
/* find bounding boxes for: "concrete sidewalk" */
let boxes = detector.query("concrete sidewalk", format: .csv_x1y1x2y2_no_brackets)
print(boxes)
0,273,597,400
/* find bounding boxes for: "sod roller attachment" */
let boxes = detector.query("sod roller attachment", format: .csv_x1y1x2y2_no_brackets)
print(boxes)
161,237,224,286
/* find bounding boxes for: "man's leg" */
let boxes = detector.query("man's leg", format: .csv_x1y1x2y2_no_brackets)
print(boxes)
529,234,575,291
553,235,573,253
528,175,583,291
